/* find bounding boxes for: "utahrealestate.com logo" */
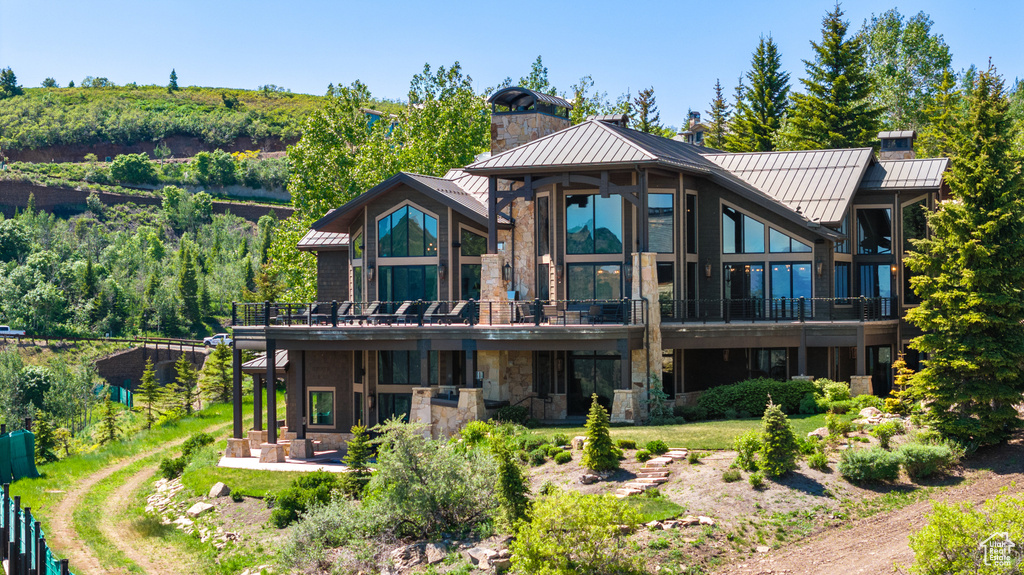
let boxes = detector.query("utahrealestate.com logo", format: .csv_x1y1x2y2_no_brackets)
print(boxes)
979,532,1020,570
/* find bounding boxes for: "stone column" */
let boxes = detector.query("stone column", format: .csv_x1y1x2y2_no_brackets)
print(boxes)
511,198,535,300
478,350,508,403
411,387,435,437
630,253,662,422
610,389,639,423
457,388,486,422
850,375,873,396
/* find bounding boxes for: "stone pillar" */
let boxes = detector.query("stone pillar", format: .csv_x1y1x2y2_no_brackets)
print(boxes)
630,253,662,422
850,375,873,397
247,429,268,452
458,388,486,422
410,387,435,437
478,350,508,403
511,198,535,300
481,254,506,301
290,439,314,459
259,442,285,463
225,438,250,458
611,389,639,424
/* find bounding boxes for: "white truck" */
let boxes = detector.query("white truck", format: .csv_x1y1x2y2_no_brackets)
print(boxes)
0,326,26,337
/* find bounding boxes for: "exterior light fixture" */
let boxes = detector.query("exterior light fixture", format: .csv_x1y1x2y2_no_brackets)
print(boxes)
723,349,730,361
367,266,375,282
556,264,563,281
704,259,712,279
502,261,512,281
816,260,824,277
439,262,447,282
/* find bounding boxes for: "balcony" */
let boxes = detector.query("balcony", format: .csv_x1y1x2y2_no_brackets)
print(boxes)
659,297,900,324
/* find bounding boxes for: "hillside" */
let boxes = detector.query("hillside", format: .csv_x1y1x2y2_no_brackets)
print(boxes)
0,84,405,162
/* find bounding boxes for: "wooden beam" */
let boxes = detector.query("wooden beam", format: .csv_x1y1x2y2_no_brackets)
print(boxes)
232,346,243,439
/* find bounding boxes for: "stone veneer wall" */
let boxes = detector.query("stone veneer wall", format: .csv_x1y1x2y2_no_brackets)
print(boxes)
491,113,570,154
510,199,535,300
626,253,663,422
410,387,486,439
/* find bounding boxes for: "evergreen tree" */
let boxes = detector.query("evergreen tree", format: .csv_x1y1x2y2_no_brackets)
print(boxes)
492,432,531,530
177,244,200,325
168,69,179,93
79,257,97,299
96,393,120,445
339,422,373,498
41,78,57,88
171,354,200,415
67,80,74,88
916,69,963,158
727,36,791,152
632,87,661,134
200,343,233,404
25,193,36,216
787,5,882,149
581,394,618,472
757,399,798,476
0,67,22,99
199,277,212,317
906,64,1024,447
33,409,58,464
242,258,256,292
704,79,732,150
138,358,161,430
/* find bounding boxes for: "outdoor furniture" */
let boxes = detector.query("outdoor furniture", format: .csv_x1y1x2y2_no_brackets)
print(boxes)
439,301,469,324
349,302,380,323
369,301,413,324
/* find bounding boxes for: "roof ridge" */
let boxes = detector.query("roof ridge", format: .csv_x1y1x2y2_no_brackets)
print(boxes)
703,147,875,157
467,121,595,167
591,121,660,161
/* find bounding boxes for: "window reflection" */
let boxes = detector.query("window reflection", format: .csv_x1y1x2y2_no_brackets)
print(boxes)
857,208,892,254
723,206,765,254
378,205,438,258
566,195,623,254
649,193,674,253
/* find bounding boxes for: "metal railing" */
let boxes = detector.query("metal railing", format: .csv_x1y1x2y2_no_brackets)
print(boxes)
660,297,899,323
232,299,648,328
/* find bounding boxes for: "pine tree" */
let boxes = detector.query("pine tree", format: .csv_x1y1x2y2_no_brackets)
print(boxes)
96,393,120,445
200,343,233,404
757,399,798,476
492,432,531,530
339,422,374,498
172,354,200,415
138,358,161,430
199,277,212,317
787,5,882,149
727,36,791,152
25,193,36,216
33,409,58,464
0,67,22,99
632,87,662,134
80,257,97,299
242,258,256,292
916,69,963,158
581,394,618,472
177,244,201,325
168,69,179,93
704,79,732,149
906,64,1024,446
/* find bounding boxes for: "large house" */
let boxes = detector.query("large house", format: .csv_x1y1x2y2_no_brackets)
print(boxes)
225,88,947,460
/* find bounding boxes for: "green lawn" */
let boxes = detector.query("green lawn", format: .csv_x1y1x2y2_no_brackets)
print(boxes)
528,412,856,450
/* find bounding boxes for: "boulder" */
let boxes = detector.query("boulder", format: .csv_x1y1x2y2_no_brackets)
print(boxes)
645,520,661,530
466,546,498,569
859,407,883,418
209,482,230,498
808,427,829,439
425,542,447,565
491,557,512,572
571,436,589,450
679,515,700,526
698,516,715,526
390,544,425,569
580,473,600,485
186,502,214,517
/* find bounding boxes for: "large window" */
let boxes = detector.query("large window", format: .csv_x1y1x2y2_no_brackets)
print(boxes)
770,263,812,300
769,228,812,253
537,196,550,256
649,193,674,253
568,351,620,415
857,208,892,255
460,229,486,257
859,264,892,298
657,262,674,318
378,350,438,385
723,263,765,300
378,265,438,302
378,393,412,425
461,264,481,300
834,214,850,254
537,264,550,300
722,206,765,254
902,199,927,246
352,231,363,259
753,349,787,380
566,194,623,254
568,264,621,300
308,389,334,427
686,194,697,254
378,205,438,258
353,266,363,302
835,262,850,299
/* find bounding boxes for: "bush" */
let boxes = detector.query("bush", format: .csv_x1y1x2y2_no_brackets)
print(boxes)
897,442,955,480
538,481,558,496
733,430,761,471
826,400,854,414
495,405,529,424
159,432,214,479
552,433,570,447
615,439,637,450
582,395,618,472
270,470,339,528
795,435,820,455
871,420,906,450
852,394,884,410
636,449,652,463
798,392,820,415
645,439,669,455
758,401,799,477
884,397,910,415
908,492,1024,575
748,471,766,489
697,378,815,418
545,445,563,458
109,152,157,184
815,379,851,402
674,405,708,421
553,451,572,465
722,469,742,483
529,448,547,466
838,447,902,482
826,412,851,436
914,429,943,445
159,456,186,479
510,491,643,574
807,451,829,471
688,451,705,464
182,432,214,459
460,421,492,447
491,433,531,530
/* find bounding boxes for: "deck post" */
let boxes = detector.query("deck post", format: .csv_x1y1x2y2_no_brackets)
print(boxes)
266,340,277,445
253,374,263,432
232,345,243,439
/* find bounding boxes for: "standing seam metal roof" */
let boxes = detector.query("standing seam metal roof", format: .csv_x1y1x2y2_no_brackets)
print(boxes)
297,229,350,251
860,158,949,190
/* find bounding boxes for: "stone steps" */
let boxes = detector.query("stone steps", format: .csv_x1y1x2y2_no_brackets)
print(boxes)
665,451,688,461
637,471,670,479
615,488,644,498
634,477,669,485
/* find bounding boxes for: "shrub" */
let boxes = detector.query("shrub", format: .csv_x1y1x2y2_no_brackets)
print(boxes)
460,421,492,447
758,401,799,477
748,471,766,489
510,491,643,574
159,456,186,479
645,439,669,455
795,435,820,455
852,394,884,410
722,469,742,483
182,432,214,459
826,412,851,437
581,394,618,472
908,492,1024,575
798,392,819,415
884,397,910,415
553,451,572,465
674,405,708,421
688,451,705,464
697,378,816,418
636,449,652,463
827,400,854,414
492,433,531,529
615,439,637,450
109,152,157,184
539,481,558,496
807,451,829,471
914,429,943,445
495,405,529,424
230,491,243,503
815,379,851,402
871,420,906,450
897,443,955,480
545,445,563,458
733,430,761,471
270,471,339,528
838,447,902,482
339,423,373,498
529,448,547,466
552,433,570,447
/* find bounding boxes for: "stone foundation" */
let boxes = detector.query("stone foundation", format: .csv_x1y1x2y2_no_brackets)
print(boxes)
411,387,434,435
279,430,354,451
850,375,873,396
631,253,663,422
259,443,285,463
225,438,250,458
247,429,268,452
611,389,640,423
290,439,314,459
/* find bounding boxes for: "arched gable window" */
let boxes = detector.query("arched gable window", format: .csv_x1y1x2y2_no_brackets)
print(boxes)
378,205,438,258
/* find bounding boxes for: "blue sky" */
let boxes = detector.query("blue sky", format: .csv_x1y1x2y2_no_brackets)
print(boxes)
1,0,1021,130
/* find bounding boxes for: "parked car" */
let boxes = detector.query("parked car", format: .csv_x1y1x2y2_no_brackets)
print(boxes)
0,326,26,337
203,333,232,347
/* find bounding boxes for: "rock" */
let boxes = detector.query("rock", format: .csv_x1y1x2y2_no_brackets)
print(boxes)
497,548,511,559
390,544,425,569
466,547,498,569
698,516,715,526
208,482,230,498
571,435,589,450
580,473,600,485
679,515,700,526
425,542,447,565
756,545,770,553
186,502,214,517
808,427,829,439
859,406,883,418
645,520,661,529
491,557,512,572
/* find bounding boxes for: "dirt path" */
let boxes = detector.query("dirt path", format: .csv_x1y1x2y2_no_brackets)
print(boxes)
718,436,1024,575
48,421,229,575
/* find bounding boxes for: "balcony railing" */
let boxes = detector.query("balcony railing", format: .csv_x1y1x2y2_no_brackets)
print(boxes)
660,297,899,323
232,299,648,328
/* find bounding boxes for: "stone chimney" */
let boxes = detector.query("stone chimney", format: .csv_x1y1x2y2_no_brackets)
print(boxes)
488,87,572,154
878,130,916,160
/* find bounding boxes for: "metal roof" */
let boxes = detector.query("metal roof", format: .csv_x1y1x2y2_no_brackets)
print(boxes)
585,114,629,126
241,350,289,374
878,130,915,139
297,229,349,251
443,168,490,205
860,158,949,190
703,149,875,224
488,87,572,110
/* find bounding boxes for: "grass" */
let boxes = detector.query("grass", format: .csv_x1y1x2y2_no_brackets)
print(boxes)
627,492,687,522
529,412,858,451
181,464,304,498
